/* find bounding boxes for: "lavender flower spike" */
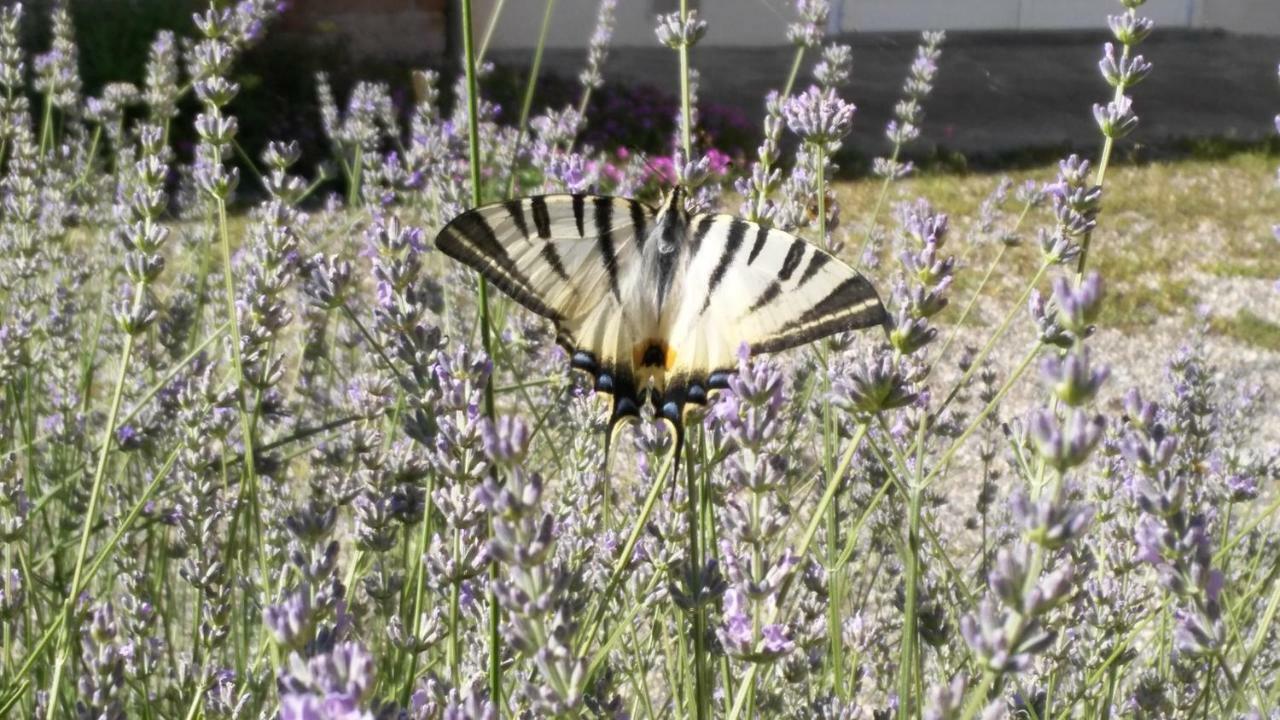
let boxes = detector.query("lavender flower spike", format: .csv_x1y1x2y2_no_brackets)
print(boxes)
655,10,707,49
787,0,830,49
784,85,855,145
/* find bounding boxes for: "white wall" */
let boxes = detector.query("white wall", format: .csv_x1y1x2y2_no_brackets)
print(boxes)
479,0,1278,49
1202,0,1280,36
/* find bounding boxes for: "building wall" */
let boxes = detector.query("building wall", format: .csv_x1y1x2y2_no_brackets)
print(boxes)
284,0,447,57
476,0,1280,49
1201,0,1280,37
841,0,1197,32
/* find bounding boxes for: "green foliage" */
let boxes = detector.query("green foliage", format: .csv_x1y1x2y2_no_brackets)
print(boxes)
1211,309,1280,351
30,0,201,91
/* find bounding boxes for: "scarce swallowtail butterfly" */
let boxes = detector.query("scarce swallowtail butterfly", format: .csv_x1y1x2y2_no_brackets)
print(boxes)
435,186,888,446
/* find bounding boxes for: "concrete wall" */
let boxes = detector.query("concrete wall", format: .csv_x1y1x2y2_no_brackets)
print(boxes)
477,0,1280,49
471,0,803,49
1202,0,1280,37
285,0,446,57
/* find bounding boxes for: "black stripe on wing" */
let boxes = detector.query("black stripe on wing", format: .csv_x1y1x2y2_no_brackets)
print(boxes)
752,274,887,354
747,225,770,265
594,197,622,301
748,281,782,314
571,194,586,237
530,196,553,238
701,217,749,314
505,199,529,238
797,252,829,287
630,200,649,252
435,194,656,323
689,214,715,256
435,209,563,321
777,238,806,281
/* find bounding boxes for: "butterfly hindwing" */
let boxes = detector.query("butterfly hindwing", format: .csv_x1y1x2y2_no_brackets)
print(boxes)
435,194,658,425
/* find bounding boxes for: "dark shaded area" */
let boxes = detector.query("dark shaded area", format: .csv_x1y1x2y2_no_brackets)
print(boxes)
17,0,1280,182
491,29,1280,171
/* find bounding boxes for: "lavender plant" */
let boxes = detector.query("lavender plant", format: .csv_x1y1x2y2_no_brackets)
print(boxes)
0,0,1276,718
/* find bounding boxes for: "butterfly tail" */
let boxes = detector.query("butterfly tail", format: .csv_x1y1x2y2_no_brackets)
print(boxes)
602,392,641,481
659,388,687,492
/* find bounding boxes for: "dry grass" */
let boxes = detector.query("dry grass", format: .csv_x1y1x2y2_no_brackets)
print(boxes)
836,151,1279,344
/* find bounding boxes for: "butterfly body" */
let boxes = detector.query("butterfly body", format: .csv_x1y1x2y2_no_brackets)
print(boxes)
435,188,887,434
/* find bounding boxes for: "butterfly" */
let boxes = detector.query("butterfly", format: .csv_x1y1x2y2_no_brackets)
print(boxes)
435,187,887,446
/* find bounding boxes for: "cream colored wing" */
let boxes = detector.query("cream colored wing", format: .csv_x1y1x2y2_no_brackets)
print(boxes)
662,215,887,409
435,194,657,422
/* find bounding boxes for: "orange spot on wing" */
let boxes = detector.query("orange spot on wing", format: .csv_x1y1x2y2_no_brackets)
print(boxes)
665,346,677,370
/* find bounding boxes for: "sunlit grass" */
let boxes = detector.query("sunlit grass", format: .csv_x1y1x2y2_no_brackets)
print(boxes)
838,151,1279,342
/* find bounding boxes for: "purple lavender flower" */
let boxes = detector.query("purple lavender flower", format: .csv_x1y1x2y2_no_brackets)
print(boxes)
716,587,796,662
784,85,855,146
787,0,829,48
813,44,852,88
1099,42,1152,88
1039,348,1110,407
0,568,23,620
1029,408,1106,472
835,350,917,414
655,10,707,49
33,2,80,112
578,0,618,92
1094,94,1138,139
710,344,784,450
279,643,376,720
1052,272,1105,333
1108,12,1154,45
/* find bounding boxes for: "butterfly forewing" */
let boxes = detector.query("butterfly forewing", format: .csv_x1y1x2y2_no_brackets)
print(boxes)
666,214,886,381
435,194,657,418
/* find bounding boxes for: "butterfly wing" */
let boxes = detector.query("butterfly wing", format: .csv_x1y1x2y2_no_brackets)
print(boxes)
661,215,887,414
435,194,657,425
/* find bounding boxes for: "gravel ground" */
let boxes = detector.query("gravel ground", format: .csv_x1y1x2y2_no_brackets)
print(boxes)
920,277,1280,537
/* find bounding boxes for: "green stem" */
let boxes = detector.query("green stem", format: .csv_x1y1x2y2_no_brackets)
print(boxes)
937,261,1050,417
684,422,709,720
4,443,178,713
857,142,903,264
1076,14,1133,278
814,142,847,699
678,0,693,162
401,470,437,704
579,448,675,663
781,45,805,97
748,44,806,222
37,92,53,157
897,418,930,720
460,0,502,706
43,280,145,718
475,0,507,65
504,0,556,198
727,423,869,720
216,190,268,604
923,342,1042,490
931,243,1009,366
